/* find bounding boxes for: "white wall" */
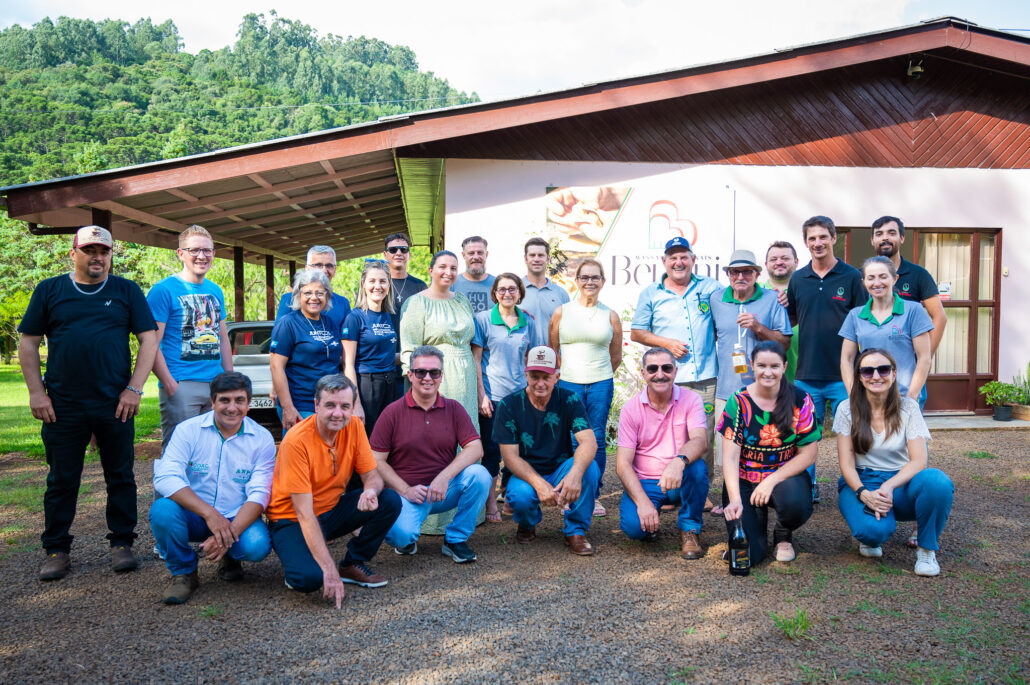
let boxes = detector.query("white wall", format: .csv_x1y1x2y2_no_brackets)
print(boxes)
444,159,1029,381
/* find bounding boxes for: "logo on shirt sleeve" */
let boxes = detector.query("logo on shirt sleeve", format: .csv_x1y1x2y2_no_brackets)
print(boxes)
270,340,278,349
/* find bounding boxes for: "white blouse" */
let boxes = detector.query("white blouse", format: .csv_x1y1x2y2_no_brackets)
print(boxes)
833,397,931,471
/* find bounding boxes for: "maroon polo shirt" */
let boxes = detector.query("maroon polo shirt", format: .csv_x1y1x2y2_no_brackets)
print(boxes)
369,390,480,487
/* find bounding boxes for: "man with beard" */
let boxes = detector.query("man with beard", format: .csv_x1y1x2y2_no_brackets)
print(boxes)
762,242,800,383
451,236,495,314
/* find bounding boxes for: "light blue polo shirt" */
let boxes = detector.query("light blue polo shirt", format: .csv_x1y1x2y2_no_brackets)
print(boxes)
838,295,934,397
631,274,721,384
711,285,793,400
520,276,570,346
472,305,538,401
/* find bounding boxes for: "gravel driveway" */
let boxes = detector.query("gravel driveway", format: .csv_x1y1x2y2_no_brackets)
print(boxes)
1,430,1027,684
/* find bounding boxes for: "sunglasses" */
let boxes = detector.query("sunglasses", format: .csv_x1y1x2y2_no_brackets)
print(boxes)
644,363,676,375
410,368,442,379
858,364,894,379
386,245,410,254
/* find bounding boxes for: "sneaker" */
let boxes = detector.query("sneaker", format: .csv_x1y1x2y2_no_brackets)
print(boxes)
39,552,71,581
593,500,607,517
110,545,138,573
441,541,477,563
394,542,417,556
642,531,659,543
339,562,388,588
859,543,883,558
775,541,796,562
162,571,199,604
217,555,244,582
811,483,821,504
152,545,166,561
914,547,940,577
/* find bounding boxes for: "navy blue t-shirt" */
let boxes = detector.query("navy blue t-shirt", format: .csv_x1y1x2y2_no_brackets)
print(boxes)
341,308,398,374
19,274,157,405
269,310,343,413
276,291,351,337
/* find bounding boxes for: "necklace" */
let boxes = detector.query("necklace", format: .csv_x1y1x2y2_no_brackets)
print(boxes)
305,314,331,360
394,276,410,306
68,273,108,295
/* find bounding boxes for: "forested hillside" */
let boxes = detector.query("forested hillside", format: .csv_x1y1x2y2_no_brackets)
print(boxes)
0,12,470,356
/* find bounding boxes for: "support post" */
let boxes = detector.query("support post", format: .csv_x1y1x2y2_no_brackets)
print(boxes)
265,255,275,321
289,260,297,285
91,208,112,229
233,246,245,322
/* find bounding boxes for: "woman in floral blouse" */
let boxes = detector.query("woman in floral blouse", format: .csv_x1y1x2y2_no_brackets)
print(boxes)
718,340,821,564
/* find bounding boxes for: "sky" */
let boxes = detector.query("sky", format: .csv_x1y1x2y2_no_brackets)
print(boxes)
1,0,1028,102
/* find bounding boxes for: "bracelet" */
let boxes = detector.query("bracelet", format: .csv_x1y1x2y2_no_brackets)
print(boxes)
855,486,867,499
678,454,690,465
125,385,144,397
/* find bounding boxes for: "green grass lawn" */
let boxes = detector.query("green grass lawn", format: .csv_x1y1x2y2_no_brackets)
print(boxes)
0,364,161,457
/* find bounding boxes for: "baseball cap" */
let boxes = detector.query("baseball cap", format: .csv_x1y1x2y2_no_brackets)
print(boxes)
664,237,692,254
724,249,761,271
525,346,558,374
73,225,113,249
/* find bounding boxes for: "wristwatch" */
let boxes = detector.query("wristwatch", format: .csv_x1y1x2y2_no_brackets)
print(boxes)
125,385,144,397
678,454,691,465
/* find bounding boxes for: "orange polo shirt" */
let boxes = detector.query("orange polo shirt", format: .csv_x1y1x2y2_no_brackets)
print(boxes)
265,415,376,521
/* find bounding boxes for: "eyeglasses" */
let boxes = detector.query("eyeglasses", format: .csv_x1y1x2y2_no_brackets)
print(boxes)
727,268,756,277
496,286,519,295
181,247,214,257
644,363,676,375
308,262,336,270
300,291,327,300
577,275,603,283
386,245,410,254
858,364,894,379
410,368,442,379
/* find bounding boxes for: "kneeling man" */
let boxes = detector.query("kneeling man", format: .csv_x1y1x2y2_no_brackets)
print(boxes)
150,372,276,604
266,374,401,608
371,345,490,563
494,346,599,555
615,348,710,558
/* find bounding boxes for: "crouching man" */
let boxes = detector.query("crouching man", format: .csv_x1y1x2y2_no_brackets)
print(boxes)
150,372,276,604
371,345,490,563
494,346,600,555
266,374,401,608
615,348,710,558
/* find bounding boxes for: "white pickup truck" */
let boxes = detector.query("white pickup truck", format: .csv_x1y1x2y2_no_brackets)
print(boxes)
226,321,281,438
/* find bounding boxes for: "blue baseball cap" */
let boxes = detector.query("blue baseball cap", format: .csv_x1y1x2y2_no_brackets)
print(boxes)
664,236,693,254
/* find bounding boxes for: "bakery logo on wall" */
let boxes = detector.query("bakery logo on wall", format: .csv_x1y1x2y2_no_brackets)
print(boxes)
648,201,699,250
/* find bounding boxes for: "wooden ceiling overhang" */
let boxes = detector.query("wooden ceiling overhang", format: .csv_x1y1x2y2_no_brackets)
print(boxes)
2,18,1028,263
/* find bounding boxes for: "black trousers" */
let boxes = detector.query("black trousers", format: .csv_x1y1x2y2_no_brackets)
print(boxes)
358,371,402,438
41,400,137,553
722,472,812,564
477,411,501,478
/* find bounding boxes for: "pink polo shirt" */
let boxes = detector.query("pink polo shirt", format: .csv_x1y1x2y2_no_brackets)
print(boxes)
617,386,707,480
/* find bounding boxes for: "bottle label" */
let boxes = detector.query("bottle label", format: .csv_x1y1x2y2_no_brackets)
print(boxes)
731,549,750,568
732,351,748,375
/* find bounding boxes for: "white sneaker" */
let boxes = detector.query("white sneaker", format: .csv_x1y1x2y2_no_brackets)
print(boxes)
774,541,796,562
914,547,940,576
152,545,166,560
858,542,883,558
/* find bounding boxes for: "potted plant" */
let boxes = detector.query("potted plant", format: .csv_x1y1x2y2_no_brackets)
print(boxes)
1011,364,1030,421
978,381,1020,421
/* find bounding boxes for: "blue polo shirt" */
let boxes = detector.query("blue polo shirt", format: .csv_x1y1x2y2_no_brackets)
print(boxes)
472,305,538,402
895,257,939,303
711,285,793,400
787,259,867,382
341,308,397,374
276,291,351,337
839,295,933,397
631,274,721,384
269,310,343,413
520,277,570,346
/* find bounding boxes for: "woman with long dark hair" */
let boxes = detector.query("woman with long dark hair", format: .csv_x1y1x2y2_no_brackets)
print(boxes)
835,348,953,576
719,340,820,564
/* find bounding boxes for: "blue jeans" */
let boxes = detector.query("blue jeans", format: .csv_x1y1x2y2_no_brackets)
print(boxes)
558,378,614,487
619,459,709,538
506,458,600,536
386,464,491,546
149,497,271,576
794,379,847,486
838,468,953,551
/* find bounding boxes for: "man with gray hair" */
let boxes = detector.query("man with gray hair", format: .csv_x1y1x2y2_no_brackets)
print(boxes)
615,348,709,558
266,373,402,608
370,345,489,563
276,245,352,336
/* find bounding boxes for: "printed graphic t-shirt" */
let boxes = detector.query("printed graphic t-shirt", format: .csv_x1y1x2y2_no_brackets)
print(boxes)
451,273,496,314
492,387,591,475
341,308,398,374
147,275,226,384
269,310,344,413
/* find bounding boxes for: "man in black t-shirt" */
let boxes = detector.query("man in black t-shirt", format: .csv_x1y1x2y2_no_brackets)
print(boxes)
492,346,599,555
383,232,428,388
18,226,158,581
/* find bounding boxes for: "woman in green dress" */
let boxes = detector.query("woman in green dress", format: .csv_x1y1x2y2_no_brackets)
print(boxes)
399,249,479,534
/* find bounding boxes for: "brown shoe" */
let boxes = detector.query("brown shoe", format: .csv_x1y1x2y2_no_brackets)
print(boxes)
516,526,536,544
217,555,244,582
162,571,199,604
39,552,71,581
110,545,138,573
564,534,594,556
680,531,703,560
338,562,388,588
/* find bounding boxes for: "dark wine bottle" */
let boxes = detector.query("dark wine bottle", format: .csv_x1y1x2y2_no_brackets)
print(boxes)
729,519,750,576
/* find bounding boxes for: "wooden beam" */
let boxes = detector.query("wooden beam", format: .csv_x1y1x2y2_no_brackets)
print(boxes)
245,211,407,246
91,207,112,228
229,202,405,240
233,246,245,322
205,191,402,235
265,255,276,320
